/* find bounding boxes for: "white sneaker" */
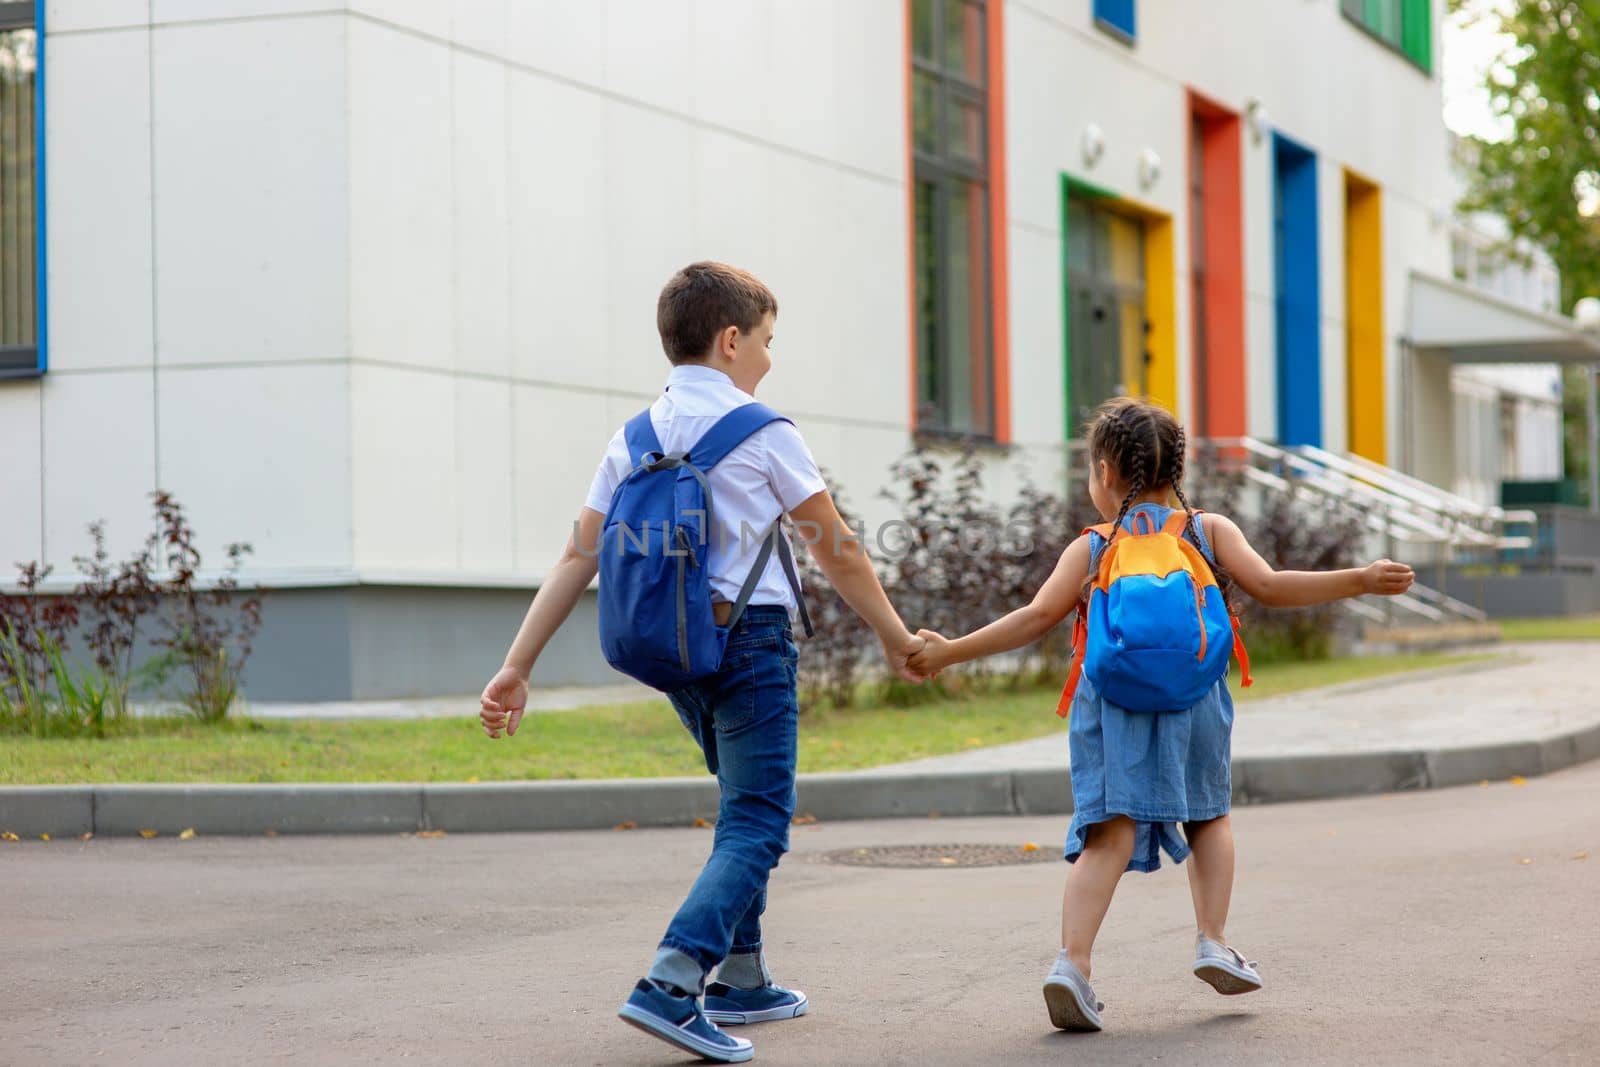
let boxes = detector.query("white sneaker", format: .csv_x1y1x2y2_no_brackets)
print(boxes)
1193,935,1263,995
1042,957,1105,1032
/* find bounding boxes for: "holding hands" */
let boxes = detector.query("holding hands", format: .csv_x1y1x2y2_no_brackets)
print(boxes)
906,628,955,678
883,628,931,683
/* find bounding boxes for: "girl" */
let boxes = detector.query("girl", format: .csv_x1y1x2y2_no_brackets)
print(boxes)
907,397,1414,1033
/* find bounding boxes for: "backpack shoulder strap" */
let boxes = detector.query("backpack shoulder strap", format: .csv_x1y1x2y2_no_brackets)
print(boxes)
690,403,791,471
623,408,664,468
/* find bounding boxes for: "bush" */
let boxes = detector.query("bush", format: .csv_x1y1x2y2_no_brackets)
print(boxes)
0,491,263,734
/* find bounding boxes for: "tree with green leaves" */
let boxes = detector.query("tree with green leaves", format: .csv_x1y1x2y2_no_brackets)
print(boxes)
1455,0,1600,312
1454,0,1600,495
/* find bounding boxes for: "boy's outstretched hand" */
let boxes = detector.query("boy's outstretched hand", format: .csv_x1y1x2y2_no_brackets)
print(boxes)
907,629,953,677
480,666,529,739
1362,559,1415,596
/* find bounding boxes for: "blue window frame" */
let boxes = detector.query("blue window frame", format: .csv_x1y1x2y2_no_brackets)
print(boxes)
1093,0,1136,44
0,0,43,379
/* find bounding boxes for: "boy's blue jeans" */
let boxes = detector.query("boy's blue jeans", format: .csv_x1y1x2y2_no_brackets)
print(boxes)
648,606,799,995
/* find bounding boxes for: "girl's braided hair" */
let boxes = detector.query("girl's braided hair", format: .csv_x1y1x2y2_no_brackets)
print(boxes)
1081,397,1227,603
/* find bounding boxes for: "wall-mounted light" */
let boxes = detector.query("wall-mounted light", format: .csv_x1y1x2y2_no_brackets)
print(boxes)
1576,297,1600,332
1138,148,1161,190
1082,123,1106,168
1245,99,1268,145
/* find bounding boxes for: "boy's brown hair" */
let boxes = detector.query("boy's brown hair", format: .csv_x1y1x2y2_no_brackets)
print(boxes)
656,261,778,364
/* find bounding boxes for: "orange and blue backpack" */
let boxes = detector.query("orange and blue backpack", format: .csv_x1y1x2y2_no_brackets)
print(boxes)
1057,508,1252,716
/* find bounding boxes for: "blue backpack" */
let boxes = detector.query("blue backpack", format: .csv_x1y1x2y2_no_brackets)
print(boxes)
1056,508,1252,716
597,403,815,691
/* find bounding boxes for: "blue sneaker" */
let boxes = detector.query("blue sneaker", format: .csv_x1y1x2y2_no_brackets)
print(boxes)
702,981,810,1025
617,980,754,1063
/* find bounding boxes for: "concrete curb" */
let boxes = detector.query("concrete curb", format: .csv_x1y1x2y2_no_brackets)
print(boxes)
5,720,1599,838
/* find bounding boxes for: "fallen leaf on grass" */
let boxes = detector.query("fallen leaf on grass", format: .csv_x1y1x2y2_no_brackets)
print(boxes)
0,832,17,842
138,829,158,839
613,821,637,832
466,776,479,784
965,737,984,748
178,828,196,840
415,829,447,839
938,857,958,865
693,817,712,829
1021,842,1039,853
792,814,817,826
1509,776,1527,786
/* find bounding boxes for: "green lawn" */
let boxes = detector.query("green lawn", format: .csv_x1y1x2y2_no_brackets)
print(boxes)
0,651,1489,785
1498,615,1600,642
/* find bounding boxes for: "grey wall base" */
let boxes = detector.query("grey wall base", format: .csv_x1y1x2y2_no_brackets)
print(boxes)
1416,566,1600,619
241,585,619,700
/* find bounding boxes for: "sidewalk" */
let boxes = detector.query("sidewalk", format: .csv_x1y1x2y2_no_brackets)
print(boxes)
8,642,1599,837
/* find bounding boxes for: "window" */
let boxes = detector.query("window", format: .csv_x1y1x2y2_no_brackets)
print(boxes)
0,0,40,378
1065,194,1146,433
911,0,996,438
1093,0,1136,44
1341,0,1430,72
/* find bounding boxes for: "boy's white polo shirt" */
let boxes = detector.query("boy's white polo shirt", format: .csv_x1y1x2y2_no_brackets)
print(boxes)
585,364,827,616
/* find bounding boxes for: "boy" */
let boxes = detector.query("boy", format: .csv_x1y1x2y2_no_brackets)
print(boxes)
479,261,926,1063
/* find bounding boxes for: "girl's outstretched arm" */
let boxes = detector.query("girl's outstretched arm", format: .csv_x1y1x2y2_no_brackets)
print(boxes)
910,533,1093,675
1205,513,1414,608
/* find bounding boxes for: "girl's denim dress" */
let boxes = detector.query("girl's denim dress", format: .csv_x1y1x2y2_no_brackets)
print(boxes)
1063,503,1236,873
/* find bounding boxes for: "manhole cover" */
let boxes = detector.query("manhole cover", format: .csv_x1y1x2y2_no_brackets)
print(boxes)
813,844,1056,869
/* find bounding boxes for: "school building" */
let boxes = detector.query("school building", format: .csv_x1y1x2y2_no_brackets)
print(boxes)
3,1,1598,699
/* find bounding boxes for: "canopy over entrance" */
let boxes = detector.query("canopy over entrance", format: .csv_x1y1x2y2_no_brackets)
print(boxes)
1405,271,1600,514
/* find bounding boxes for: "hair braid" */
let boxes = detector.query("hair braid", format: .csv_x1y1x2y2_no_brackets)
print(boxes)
1168,426,1201,547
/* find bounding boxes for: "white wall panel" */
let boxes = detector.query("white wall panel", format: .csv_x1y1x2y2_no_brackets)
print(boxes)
349,19,454,371
603,102,696,387
0,384,44,569
348,0,450,40
452,51,512,379
42,372,157,566
44,30,153,372
769,0,838,162
514,384,615,569
158,364,352,572
605,0,692,113
833,0,904,182
451,0,507,57
505,0,606,87
507,72,610,389
350,364,457,571
454,376,515,572
689,0,770,139
1008,226,1065,447
46,0,146,33
152,17,347,365
152,1,331,20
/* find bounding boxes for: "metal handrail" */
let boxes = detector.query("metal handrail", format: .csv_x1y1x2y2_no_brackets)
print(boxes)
1205,436,1534,553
